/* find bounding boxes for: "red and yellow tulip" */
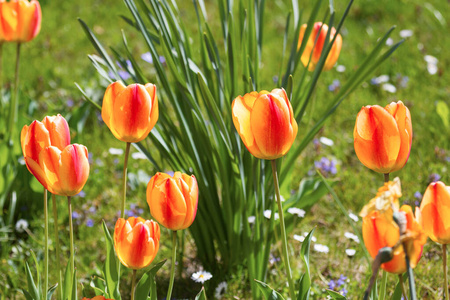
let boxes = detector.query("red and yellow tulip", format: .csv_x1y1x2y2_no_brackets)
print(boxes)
146,172,198,231
232,88,298,160
114,217,160,270
298,22,342,71
354,101,412,174
0,0,41,42
102,81,158,143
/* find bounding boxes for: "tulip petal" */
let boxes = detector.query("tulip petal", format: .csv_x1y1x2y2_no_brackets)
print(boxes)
42,114,71,151
145,83,159,132
102,81,126,129
232,93,258,152
57,144,90,196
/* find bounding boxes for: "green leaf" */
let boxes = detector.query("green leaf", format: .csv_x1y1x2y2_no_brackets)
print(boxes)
134,260,166,299
392,274,407,300
102,220,121,300
436,100,449,129
327,290,348,299
46,283,58,300
23,261,40,300
194,287,208,300
63,261,72,300
72,270,77,300
254,280,285,300
297,228,315,300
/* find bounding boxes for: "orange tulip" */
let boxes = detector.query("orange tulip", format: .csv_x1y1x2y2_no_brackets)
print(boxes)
0,0,41,42
419,181,450,244
102,81,158,143
146,172,198,231
231,88,298,160
354,101,412,174
81,297,113,300
21,114,71,190
114,217,160,270
297,22,342,71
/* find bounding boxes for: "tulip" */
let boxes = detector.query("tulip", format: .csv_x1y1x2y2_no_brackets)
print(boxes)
114,217,160,270
231,88,298,160
0,0,41,42
362,205,426,274
354,101,412,174
102,81,159,143
297,22,342,71
146,172,198,231
21,114,71,190
419,181,450,244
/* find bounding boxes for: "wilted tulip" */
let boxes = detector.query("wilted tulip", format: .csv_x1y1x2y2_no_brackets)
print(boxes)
232,88,298,160
21,115,71,190
354,101,412,174
419,181,450,244
146,172,198,231
298,22,342,71
114,217,160,270
102,81,158,143
39,144,90,196
0,0,41,42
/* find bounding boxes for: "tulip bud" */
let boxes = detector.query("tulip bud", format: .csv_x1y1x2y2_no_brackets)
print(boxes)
146,172,198,231
419,181,450,244
114,217,160,270
231,88,298,160
102,81,159,143
0,0,41,42
354,101,412,174
298,22,342,71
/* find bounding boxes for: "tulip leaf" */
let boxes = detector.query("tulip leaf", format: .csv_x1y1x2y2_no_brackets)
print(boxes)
194,287,207,300
134,260,166,300
62,261,72,300
23,261,40,300
392,274,407,300
102,221,121,300
254,280,285,300
46,283,58,300
297,228,315,300
327,290,347,299
436,100,449,129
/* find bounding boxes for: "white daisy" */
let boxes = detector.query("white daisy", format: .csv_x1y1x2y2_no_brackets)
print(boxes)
108,147,124,155
191,271,213,284
348,212,359,222
263,210,279,220
293,234,305,242
214,281,228,299
131,152,147,160
344,232,360,243
345,249,356,257
381,83,397,93
336,65,346,73
287,207,306,218
319,136,334,147
399,29,413,38
314,244,329,253
248,216,256,224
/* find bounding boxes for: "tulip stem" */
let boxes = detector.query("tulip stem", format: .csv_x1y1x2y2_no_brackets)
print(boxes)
379,270,387,300
167,230,178,300
44,189,49,297
52,194,63,300
399,274,407,300
67,196,75,278
384,173,389,183
131,269,137,300
444,244,449,300
7,43,21,145
121,142,131,219
0,42,3,107
271,160,296,300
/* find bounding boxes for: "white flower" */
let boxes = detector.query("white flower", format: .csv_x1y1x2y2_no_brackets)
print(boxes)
427,64,438,75
264,210,279,220
382,83,397,93
424,55,438,75
248,216,256,224
18,156,26,165
319,137,334,147
314,244,329,253
348,212,359,222
293,234,305,242
424,55,438,64
345,249,356,257
336,65,346,73
131,152,147,160
399,29,413,38
215,281,228,299
287,207,305,218
15,219,29,233
191,271,212,284
344,232,360,243
108,147,124,155
385,37,394,46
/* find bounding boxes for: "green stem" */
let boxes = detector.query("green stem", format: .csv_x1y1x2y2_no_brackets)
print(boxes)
444,244,449,300
7,43,21,144
44,189,48,296
271,160,296,300
131,269,137,300
120,142,131,219
404,247,416,300
178,230,185,279
52,194,62,300
0,42,3,108
167,230,178,300
67,196,75,277
379,270,387,300
399,274,407,300
384,173,389,183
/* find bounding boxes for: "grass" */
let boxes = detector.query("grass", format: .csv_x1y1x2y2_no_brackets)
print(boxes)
1,0,449,299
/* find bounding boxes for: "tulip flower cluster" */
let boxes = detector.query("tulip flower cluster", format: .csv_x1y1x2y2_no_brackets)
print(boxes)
0,0,41,43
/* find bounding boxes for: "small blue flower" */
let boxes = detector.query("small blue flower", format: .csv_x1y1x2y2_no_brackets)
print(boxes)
159,56,166,64
88,152,94,164
328,279,336,290
272,75,279,84
88,206,97,213
118,70,131,81
72,211,81,219
414,191,422,200
328,79,341,92
429,173,441,183
67,99,74,108
340,288,348,296
86,219,94,227
77,190,86,198
141,52,153,63
336,275,347,287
